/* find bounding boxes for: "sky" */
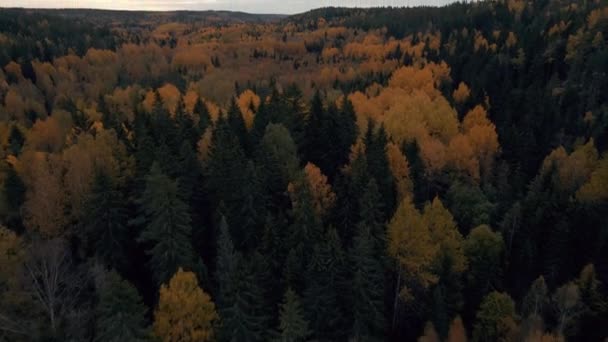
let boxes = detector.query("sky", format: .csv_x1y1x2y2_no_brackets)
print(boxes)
2,0,457,14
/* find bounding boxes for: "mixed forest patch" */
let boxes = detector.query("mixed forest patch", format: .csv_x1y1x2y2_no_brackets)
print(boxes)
0,0,607,341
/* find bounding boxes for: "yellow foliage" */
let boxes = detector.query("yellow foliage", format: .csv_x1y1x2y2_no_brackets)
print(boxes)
448,316,468,342
389,66,437,98
587,7,608,29
386,142,413,202
183,90,199,115
237,89,261,130
158,83,182,116
388,198,438,300
547,21,570,37
506,32,518,48
419,137,448,176
462,105,491,131
419,322,440,342
577,155,608,202
154,268,218,342
22,152,67,237
566,29,585,62
4,61,22,80
474,31,489,52
507,0,526,17
447,134,479,180
303,162,336,218
453,82,471,104
542,140,599,192
321,47,340,62
27,115,68,153
422,197,467,274
62,130,126,218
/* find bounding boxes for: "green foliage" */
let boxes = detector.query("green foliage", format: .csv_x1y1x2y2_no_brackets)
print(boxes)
464,225,504,298
134,163,196,285
472,292,517,342
84,171,129,269
276,288,311,342
95,271,150,342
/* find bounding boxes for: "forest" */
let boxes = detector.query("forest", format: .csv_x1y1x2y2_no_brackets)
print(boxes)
0,0,607,341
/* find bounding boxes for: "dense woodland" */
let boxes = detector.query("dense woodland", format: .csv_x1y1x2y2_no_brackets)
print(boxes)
0,0,607,341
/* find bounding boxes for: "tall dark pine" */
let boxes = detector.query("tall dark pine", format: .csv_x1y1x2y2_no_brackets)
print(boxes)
403,140,427,208
134,162,196,285
303,228,347,341
227,97,249,152
174,96,198,147
194,97,211,134
350,223,385,341
205,115,249,232
84,171,129,270
277,288,311,342
365,121,395,219
95,271,149,342
302,89,327,168
216,217,269,342
8,125,25,156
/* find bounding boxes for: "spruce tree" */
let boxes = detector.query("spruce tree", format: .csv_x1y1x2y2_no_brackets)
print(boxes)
276,288,311,342
135,163,196,285
303,228,347,341
194,97,212,134
84,171,129,270
227,97,248,151
364,122,395,219
8,125,25,156
206,115,249,229
95,271,150,342
350,222,385,341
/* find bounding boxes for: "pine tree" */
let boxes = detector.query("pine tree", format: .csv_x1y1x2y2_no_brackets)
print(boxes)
227,97,248,151
194,97,211,134
205,115,249,229
175,96,198,147
4,164,25,215
302,89,327,167
134,163,196,285
303,228,347,341
84,171,129,269
350,221,385,340
8,125,25,156
95,271,149,342
276,288,311,342
365,122,396,218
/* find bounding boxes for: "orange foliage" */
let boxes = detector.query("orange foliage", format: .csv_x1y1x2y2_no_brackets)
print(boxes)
447,134,479,180
303,162,336,217
237,89,261,130
453,82,471,104
22,152,67,237
387,142,413,201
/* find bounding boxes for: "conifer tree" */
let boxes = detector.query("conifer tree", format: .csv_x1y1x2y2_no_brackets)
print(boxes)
206,115,249,228
303,228,347,341
84,171,129,269
350,221,385,340
95,271,149,342
365,122,396,218
276,288,311,342
135,163,196,285
227,97,248,151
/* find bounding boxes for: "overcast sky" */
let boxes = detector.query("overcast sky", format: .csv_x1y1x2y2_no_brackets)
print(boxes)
3,0,457,14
